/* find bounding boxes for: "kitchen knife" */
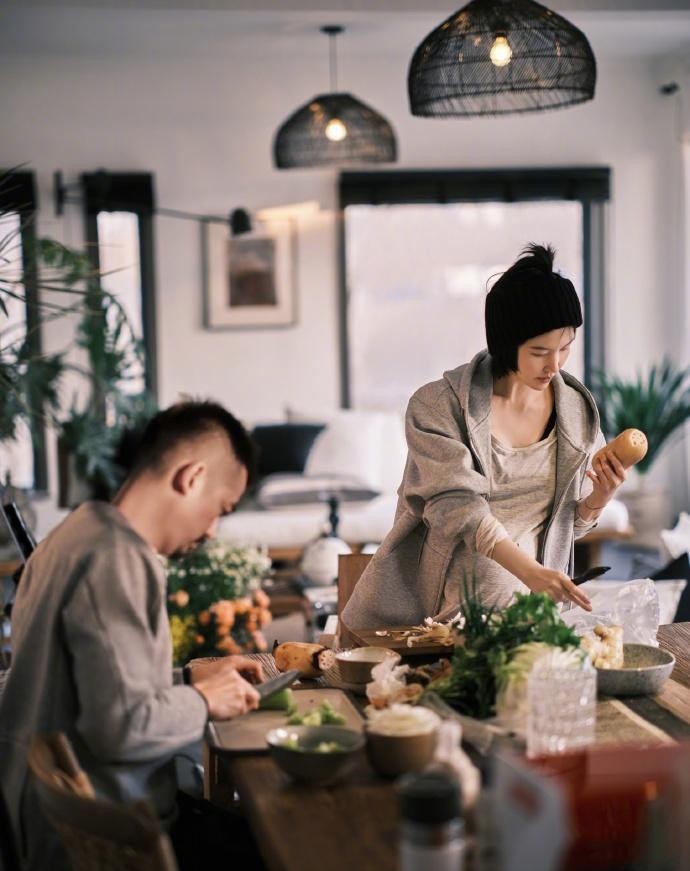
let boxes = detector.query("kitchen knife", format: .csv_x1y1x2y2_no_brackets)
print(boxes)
571,565,611,586
257,669,301,700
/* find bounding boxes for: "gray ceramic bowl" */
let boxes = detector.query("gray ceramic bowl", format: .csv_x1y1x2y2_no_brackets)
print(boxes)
596,643,675,697
266,725,364,785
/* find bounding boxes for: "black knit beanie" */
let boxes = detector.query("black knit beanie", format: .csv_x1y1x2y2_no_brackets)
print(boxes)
485,243,583,355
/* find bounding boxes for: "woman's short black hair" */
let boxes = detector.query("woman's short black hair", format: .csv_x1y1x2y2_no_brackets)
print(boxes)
490,344,519,379
485,242,582,378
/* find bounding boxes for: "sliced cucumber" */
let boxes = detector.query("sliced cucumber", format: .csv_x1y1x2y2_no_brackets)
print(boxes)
258,687,296,712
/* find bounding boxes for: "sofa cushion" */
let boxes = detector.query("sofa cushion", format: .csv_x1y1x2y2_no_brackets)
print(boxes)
287,406,407,494
251,423,324,479
255,473,379,509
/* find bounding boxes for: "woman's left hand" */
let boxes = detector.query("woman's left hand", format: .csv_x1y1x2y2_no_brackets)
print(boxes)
585,448,627,510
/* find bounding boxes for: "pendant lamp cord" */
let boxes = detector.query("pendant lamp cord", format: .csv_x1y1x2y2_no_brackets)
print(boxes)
321,25,343,92
329,30,338,92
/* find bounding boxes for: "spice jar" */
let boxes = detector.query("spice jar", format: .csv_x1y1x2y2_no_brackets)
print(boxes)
398,770,465,871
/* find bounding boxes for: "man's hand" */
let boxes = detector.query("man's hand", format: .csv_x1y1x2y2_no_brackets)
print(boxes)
188,655,264,685
192,660,261,720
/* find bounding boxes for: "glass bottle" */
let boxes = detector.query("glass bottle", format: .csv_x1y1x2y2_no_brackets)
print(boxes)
398,770,465,871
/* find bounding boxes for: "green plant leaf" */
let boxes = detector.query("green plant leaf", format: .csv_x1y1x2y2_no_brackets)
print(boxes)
592,359,690,474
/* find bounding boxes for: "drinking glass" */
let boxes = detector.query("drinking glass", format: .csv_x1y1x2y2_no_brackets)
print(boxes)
527,660,597,758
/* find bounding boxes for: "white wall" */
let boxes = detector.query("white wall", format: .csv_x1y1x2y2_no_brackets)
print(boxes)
1,37,688,531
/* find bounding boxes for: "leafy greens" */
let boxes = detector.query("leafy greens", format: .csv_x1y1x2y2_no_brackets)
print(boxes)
432,586,581,718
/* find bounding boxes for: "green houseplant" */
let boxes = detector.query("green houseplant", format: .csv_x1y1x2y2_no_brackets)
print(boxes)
0,217,72,485
57,268,156,504
593,359,690,476
0,178,155,506
593,360,690,546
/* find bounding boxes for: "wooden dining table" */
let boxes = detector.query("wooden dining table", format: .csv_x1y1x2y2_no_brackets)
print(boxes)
207,623,690,871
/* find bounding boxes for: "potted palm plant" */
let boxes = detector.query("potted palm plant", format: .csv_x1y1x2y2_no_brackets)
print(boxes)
0,175,155,510
593,360,690,548
56,270,156,506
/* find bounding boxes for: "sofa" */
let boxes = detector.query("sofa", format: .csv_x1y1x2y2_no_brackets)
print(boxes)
218,406,631,557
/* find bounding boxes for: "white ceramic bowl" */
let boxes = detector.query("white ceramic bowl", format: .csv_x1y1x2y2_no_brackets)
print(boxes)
335,647,400,684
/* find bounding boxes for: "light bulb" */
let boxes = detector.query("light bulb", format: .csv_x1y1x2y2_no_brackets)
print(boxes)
325,118,347,142
490,34,512,68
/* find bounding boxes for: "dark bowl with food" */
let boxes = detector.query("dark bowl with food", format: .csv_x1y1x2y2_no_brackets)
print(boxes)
266,725,365,784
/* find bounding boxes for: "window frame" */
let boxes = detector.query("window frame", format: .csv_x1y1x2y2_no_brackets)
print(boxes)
81,171,158,398
0,169,48,492
338,167,610,407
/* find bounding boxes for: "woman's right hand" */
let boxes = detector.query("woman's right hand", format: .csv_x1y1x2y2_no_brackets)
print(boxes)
524,566,592,611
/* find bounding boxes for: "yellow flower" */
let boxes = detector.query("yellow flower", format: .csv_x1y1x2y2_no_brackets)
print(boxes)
169,614,197,665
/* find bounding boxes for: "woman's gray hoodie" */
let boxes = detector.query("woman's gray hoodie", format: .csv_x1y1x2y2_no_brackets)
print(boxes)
342,351,604,629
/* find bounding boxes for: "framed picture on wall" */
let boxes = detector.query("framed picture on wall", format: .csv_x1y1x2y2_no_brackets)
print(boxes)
203,216,296,329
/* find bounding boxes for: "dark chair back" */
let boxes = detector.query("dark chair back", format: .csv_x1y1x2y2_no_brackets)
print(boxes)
0,779,22,871
0,501,36,563
28,733,178,871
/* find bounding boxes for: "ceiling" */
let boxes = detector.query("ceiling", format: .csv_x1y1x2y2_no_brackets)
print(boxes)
1,2,690,61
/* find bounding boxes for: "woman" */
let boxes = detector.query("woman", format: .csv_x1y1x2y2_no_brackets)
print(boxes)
342,244,626,629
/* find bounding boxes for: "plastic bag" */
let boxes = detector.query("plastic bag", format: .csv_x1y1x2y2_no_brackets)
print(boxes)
561,578,659,646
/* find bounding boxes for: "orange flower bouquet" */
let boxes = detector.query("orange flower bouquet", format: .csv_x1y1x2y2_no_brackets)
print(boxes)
165,539,273,665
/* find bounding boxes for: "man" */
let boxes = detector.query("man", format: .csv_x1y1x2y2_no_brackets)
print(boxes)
0,400,264,870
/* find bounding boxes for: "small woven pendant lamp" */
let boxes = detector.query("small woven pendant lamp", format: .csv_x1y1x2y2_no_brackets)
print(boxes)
408,0,596,118
273,25,397,169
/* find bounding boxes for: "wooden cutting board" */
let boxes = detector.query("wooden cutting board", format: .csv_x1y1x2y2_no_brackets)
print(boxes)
207,688,363,755
349,626,458,657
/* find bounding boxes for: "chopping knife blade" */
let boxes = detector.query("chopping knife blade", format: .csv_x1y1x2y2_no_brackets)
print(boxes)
572,565,610,586
257,669,300,700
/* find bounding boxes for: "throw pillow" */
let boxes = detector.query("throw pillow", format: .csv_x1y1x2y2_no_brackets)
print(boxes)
251,423,324,479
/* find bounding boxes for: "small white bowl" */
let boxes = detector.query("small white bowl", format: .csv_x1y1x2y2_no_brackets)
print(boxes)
335,647,401,684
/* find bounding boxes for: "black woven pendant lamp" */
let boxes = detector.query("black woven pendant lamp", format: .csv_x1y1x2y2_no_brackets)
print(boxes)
408,0,596,118
273,25,397,169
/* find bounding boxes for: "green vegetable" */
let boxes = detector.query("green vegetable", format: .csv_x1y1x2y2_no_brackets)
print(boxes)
312,742,344,754
301,710,323,726
280,738,345,753
318,701,346,726
433,583,582,719
283,700,347,726
259,688,296,712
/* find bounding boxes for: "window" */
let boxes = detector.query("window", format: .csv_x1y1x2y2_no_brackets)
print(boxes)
0,171,46,490
339,168,609,410
82,172,158,397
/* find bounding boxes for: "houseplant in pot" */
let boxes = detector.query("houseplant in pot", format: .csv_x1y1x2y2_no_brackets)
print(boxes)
593,359,690,548
55,251,156,505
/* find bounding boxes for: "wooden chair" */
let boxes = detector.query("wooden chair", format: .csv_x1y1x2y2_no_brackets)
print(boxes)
337,553,372,647
27,733,178,871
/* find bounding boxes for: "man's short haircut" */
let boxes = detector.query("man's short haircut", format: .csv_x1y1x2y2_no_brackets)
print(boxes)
123,400,256,483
